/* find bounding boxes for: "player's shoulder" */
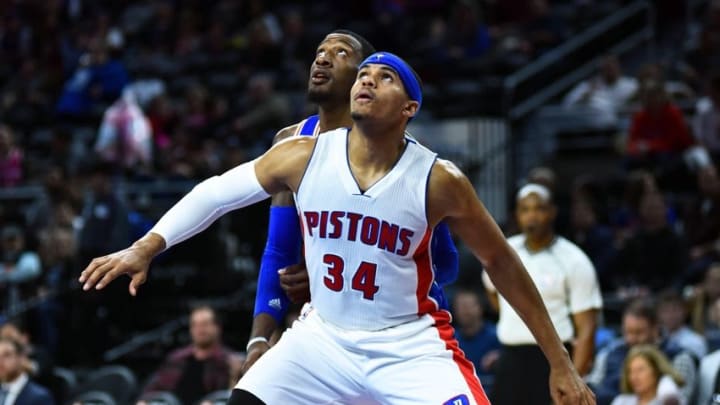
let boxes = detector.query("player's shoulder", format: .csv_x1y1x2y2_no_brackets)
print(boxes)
430,158,465,183
273,122,302,145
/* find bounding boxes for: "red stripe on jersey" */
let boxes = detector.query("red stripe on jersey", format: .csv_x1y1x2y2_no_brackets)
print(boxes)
431,311,491,405
413,228,436,315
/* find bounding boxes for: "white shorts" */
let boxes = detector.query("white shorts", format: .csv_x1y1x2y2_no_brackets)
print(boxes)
236,304,490,405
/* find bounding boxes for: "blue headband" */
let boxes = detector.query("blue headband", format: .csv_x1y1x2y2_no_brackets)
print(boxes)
359,52,422,113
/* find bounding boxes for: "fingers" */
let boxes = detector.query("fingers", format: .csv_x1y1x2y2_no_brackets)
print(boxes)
279,267,309,285
79,256,111,283
286,281,310,304
129,272,147,296
281,263,307,274
81,258,116,290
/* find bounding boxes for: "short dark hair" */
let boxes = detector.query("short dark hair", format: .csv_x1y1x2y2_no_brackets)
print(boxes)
189,304,220,326
331,29,376,60
624,298,657,325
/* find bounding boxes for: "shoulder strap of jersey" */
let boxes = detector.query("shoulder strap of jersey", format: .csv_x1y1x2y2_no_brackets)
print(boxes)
298,115,320,137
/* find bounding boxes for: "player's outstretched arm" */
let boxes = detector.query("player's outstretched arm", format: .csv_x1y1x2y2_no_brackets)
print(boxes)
428,160,596,405
79,136,316,296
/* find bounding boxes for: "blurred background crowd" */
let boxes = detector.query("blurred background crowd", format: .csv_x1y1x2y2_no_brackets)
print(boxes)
1,0,720,404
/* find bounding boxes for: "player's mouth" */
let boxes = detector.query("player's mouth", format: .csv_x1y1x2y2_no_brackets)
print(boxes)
354,89,374,103
311,69,331,85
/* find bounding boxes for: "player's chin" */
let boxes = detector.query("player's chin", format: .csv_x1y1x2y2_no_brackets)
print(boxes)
308,82,332,96
350,109,370,121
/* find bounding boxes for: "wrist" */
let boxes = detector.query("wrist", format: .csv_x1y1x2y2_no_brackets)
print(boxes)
246,336,270,352
133,233,166,258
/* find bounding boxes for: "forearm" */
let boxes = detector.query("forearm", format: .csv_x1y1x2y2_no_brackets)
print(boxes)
487,252,571,368
150,161,270,249
573,334,594,375
250,314,279,341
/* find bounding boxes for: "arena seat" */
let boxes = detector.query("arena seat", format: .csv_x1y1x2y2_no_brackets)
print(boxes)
200,389,232,405
137,391,182,405
49,367,78,404
70,390,117,405
74,365,138,404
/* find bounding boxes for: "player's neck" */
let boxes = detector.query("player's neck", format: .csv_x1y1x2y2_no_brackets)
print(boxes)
349,122,406,168
317,103,353,132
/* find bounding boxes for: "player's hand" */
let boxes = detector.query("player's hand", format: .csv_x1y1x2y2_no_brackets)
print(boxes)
549,364,596,405
279,263,310,303
78,244,153,296
241,340,271,376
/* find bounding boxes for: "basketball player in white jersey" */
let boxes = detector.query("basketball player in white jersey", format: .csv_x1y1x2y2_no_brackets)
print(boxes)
79,52,595,404
244,30,460,376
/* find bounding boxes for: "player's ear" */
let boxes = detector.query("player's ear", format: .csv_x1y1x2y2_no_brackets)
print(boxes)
402,100,419,120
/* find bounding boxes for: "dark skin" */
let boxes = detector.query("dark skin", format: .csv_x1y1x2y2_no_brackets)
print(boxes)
245,32,364,374
486,193,597,375
79,63,595,404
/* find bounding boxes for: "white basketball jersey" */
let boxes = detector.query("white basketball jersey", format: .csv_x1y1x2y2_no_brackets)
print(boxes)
294,128,441,331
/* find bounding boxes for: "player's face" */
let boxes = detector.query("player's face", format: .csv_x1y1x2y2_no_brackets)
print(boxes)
516,194,556,239
307,34,363,104
350,64,418,124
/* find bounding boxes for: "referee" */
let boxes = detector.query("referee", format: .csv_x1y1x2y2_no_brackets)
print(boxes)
483,183,603,405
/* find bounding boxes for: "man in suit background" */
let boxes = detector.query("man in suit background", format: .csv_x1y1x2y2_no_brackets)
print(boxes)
0,337,54,405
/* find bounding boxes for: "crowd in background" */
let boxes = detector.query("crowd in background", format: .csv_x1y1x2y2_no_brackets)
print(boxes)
1,0,720,404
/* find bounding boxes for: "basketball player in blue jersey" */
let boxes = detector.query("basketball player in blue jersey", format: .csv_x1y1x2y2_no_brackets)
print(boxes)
244,30,459,374
80,53,595,404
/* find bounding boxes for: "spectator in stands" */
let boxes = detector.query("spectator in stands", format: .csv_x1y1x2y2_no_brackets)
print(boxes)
232,73,291,155
444,2,492,61
685,2,720,82
683,166,720,283
451,288,501,375
140,305,237,405
483,183,602,404
570,196,617,288
657,290,708,359
694,73,720,162
0,226,41,313
587,299,697,405
697,348,720,405
625,80,695,171
690,264,720,336
0,320,52,386
0,124,23,187
611,345,684,405
522,0,568,55
611,192,688,292
563,54,638,127
56,37,129,117
77,162,130,265
94,88,153,174
0,337,54,405
35,224,77,353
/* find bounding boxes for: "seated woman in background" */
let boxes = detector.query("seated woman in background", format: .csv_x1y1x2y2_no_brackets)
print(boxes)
612,345,685,405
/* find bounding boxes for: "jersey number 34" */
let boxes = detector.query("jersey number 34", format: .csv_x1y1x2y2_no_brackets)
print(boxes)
323,253,379,300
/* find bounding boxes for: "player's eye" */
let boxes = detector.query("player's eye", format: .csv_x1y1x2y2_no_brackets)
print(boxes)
382,73,393,82
358,71,368,78
317,50,326,58
337,49,348,57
